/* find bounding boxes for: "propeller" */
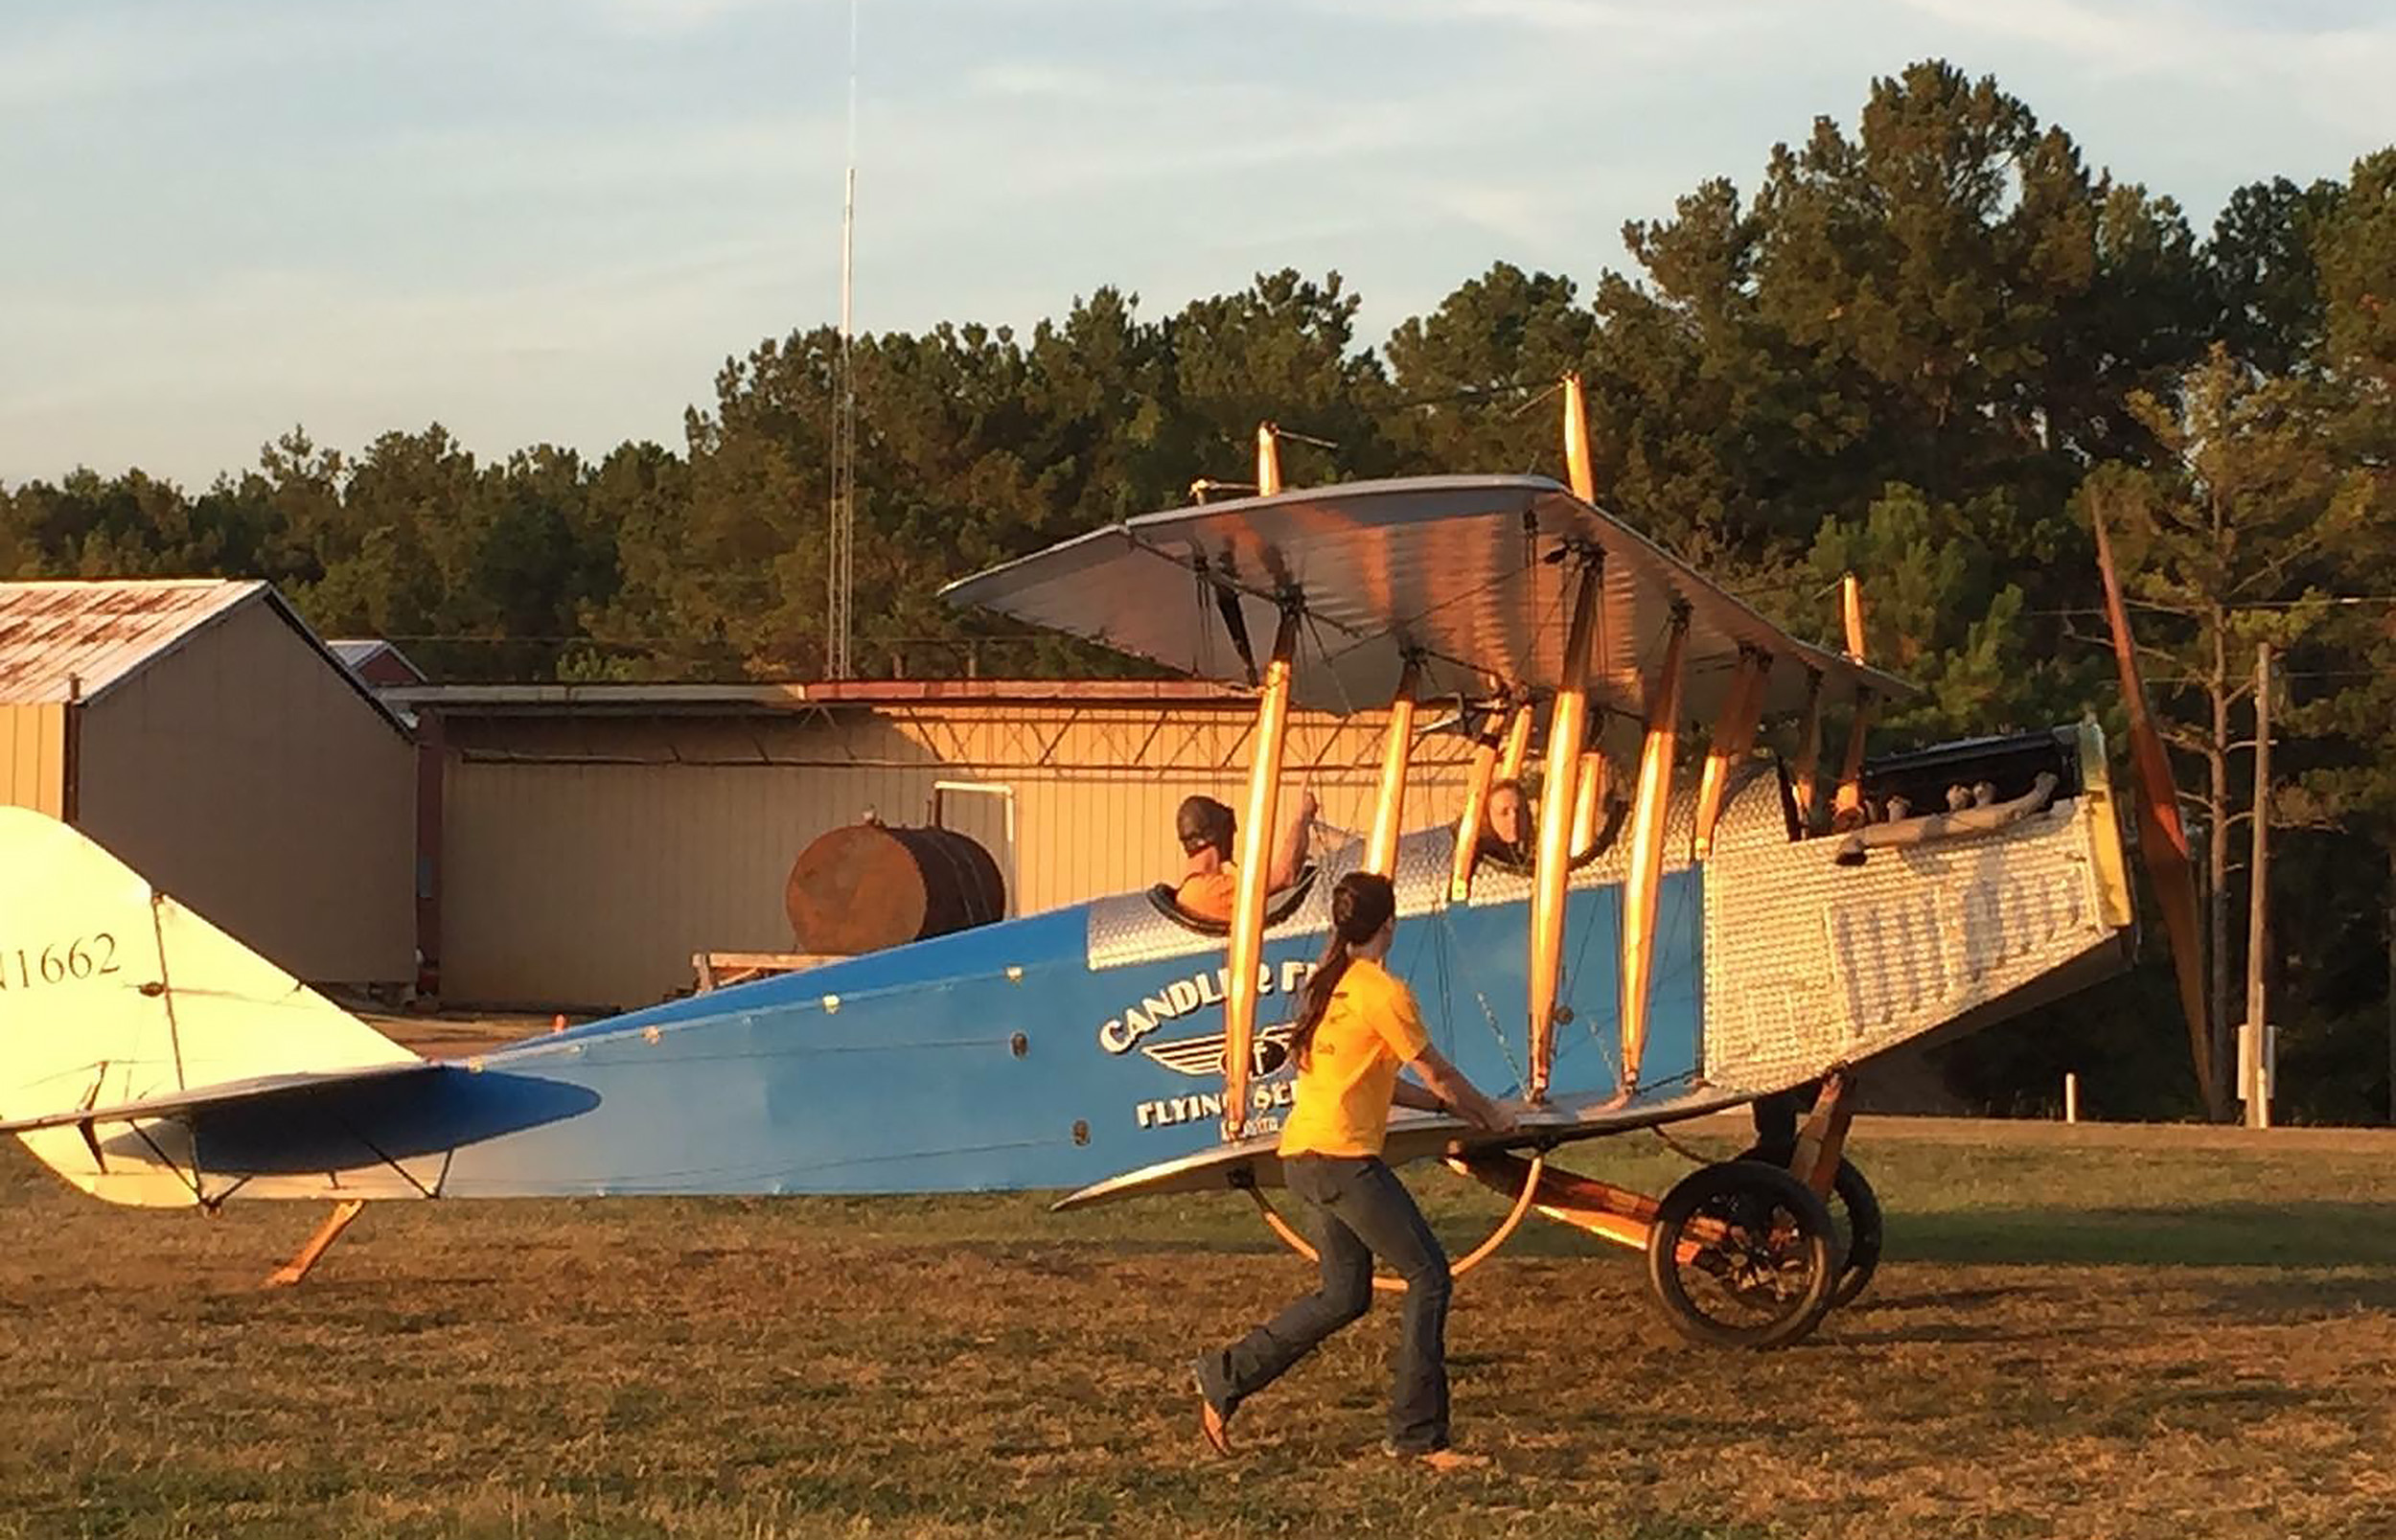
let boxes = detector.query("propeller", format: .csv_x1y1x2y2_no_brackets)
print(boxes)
2092,504,2224,1120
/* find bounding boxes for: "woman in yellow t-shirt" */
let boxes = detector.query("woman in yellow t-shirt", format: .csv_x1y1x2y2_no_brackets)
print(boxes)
1190,871,1517,1468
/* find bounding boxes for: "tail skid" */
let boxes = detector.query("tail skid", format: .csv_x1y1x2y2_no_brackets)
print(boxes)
0,808,418,1207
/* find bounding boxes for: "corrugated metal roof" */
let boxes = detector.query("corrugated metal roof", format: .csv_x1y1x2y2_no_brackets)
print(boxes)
328,638,427,686
380,679,1255,716
0,580,413,738
0,580,266,703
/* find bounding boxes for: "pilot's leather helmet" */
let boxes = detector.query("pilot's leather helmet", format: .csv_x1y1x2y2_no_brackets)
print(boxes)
1177,795,1236,857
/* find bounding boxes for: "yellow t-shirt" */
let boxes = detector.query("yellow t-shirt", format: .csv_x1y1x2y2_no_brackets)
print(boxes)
1277,957,1433,1159
1176,862,1238,923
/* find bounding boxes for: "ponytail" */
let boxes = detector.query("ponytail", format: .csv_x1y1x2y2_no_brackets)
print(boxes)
1285,870,1397,1069
1287,936,1353,1070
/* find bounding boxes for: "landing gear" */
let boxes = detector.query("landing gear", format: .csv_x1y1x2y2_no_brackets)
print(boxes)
1645,1161,1837,1350
1739,1145,1882,1308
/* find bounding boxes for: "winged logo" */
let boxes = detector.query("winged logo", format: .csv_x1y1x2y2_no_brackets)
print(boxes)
1140,1025,1293,1078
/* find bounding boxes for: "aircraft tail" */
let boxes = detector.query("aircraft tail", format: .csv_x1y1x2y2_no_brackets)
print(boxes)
0,807,419,1206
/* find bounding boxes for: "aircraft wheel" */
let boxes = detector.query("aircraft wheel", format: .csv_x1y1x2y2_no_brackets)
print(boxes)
1645,1161,1836,1350
1738,1146,1883,1310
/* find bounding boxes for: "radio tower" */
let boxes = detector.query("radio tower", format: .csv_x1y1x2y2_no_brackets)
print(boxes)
825,0,859,679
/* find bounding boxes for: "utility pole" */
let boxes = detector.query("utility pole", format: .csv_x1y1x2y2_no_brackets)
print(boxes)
2243,641,2272,1130
825,0,859,679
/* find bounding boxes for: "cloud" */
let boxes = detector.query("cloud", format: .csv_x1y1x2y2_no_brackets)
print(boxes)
1298,0,1780,55
1886,0,2396,136
591,0,790,37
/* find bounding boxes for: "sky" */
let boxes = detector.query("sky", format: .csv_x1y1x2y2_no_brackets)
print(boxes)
3,0,2390,487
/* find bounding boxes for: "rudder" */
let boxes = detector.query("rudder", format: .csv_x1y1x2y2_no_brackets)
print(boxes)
0,807,417,1206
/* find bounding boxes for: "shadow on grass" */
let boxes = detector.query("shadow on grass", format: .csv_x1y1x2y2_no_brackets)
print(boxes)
1891,1201,2396,1268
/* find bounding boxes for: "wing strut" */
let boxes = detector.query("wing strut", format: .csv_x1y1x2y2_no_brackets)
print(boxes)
1832,575,1876,826
1365,657,1421,876
1449,701,1508,901
1497,698,1534,783
1222,605,1302,1139
1616,604,1691,1102
1569,747,1609,857
1559,375,1608,862
1790,667,1826,830
1693,647,1771,860
1562,374,1597,502
1528,551,1603,1101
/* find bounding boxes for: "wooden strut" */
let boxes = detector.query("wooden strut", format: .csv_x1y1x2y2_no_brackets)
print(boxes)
1615,607,1690,1104
1456,1150,1657,1251
1790,667,1826,831
1528,555,1605,1102
1559,375,1604,862
265,1198,366,1288
1569,748,1608,858
1832,690,1878,828
1449,708,1506,902
1496,699,1535,784
1693,648,1771,861
1562,374,1598,503
1832,574,1873,827
1222,609,1301,1139
1256,423,1282,496
1553,371,1610,866
2092,501,2218,1116
1789,1070,1858,1197
1453,1152,1745,1264
1365,659,1421,878
1245,1152,1547,1293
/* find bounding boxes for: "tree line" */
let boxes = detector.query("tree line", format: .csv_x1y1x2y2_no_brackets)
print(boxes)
5,62,2391,1121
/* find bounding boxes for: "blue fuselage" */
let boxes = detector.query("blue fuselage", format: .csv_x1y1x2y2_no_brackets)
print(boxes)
343,826,1705,1199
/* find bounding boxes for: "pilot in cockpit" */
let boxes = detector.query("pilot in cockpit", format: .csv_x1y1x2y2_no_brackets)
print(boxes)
1175,788,1318,923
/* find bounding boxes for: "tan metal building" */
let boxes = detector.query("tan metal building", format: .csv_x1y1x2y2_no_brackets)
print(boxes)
0,581,417,985
395,680,1484,1011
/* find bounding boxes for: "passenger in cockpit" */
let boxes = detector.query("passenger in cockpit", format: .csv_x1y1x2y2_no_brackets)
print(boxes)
1473,778,1532,867
1174,788,1317,923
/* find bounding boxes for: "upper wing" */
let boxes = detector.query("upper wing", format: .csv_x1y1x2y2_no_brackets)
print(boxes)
943,474,1910,723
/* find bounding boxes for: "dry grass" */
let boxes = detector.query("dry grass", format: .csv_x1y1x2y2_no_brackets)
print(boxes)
5,1118,2395,1539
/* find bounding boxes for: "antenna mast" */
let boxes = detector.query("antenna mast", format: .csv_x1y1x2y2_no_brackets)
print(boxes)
826,0,859,678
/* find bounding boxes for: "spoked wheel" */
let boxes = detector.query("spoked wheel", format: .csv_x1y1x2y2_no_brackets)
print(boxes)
1738,1145,1883,1309
1645,1161,1837,1349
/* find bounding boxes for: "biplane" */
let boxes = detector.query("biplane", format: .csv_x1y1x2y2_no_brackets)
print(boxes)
0,381,2168,1348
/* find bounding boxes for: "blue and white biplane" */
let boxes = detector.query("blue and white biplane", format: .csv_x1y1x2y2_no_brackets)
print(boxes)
0,391,2144,1345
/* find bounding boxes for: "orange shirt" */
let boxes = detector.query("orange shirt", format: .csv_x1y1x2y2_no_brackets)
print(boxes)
1175,862,1238,923
1277,957,1433,1159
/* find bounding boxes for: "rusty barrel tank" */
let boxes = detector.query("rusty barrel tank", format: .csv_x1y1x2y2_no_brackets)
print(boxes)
784,821,1007,955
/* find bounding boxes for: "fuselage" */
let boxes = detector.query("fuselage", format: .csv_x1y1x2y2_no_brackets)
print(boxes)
139,733,2131,1205
327,809,1705,1198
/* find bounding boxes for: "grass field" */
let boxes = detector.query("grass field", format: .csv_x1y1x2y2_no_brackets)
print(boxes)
5,1116,2396,1539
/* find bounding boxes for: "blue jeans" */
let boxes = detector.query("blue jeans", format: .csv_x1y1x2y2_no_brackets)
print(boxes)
1196,1154,1453,1453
